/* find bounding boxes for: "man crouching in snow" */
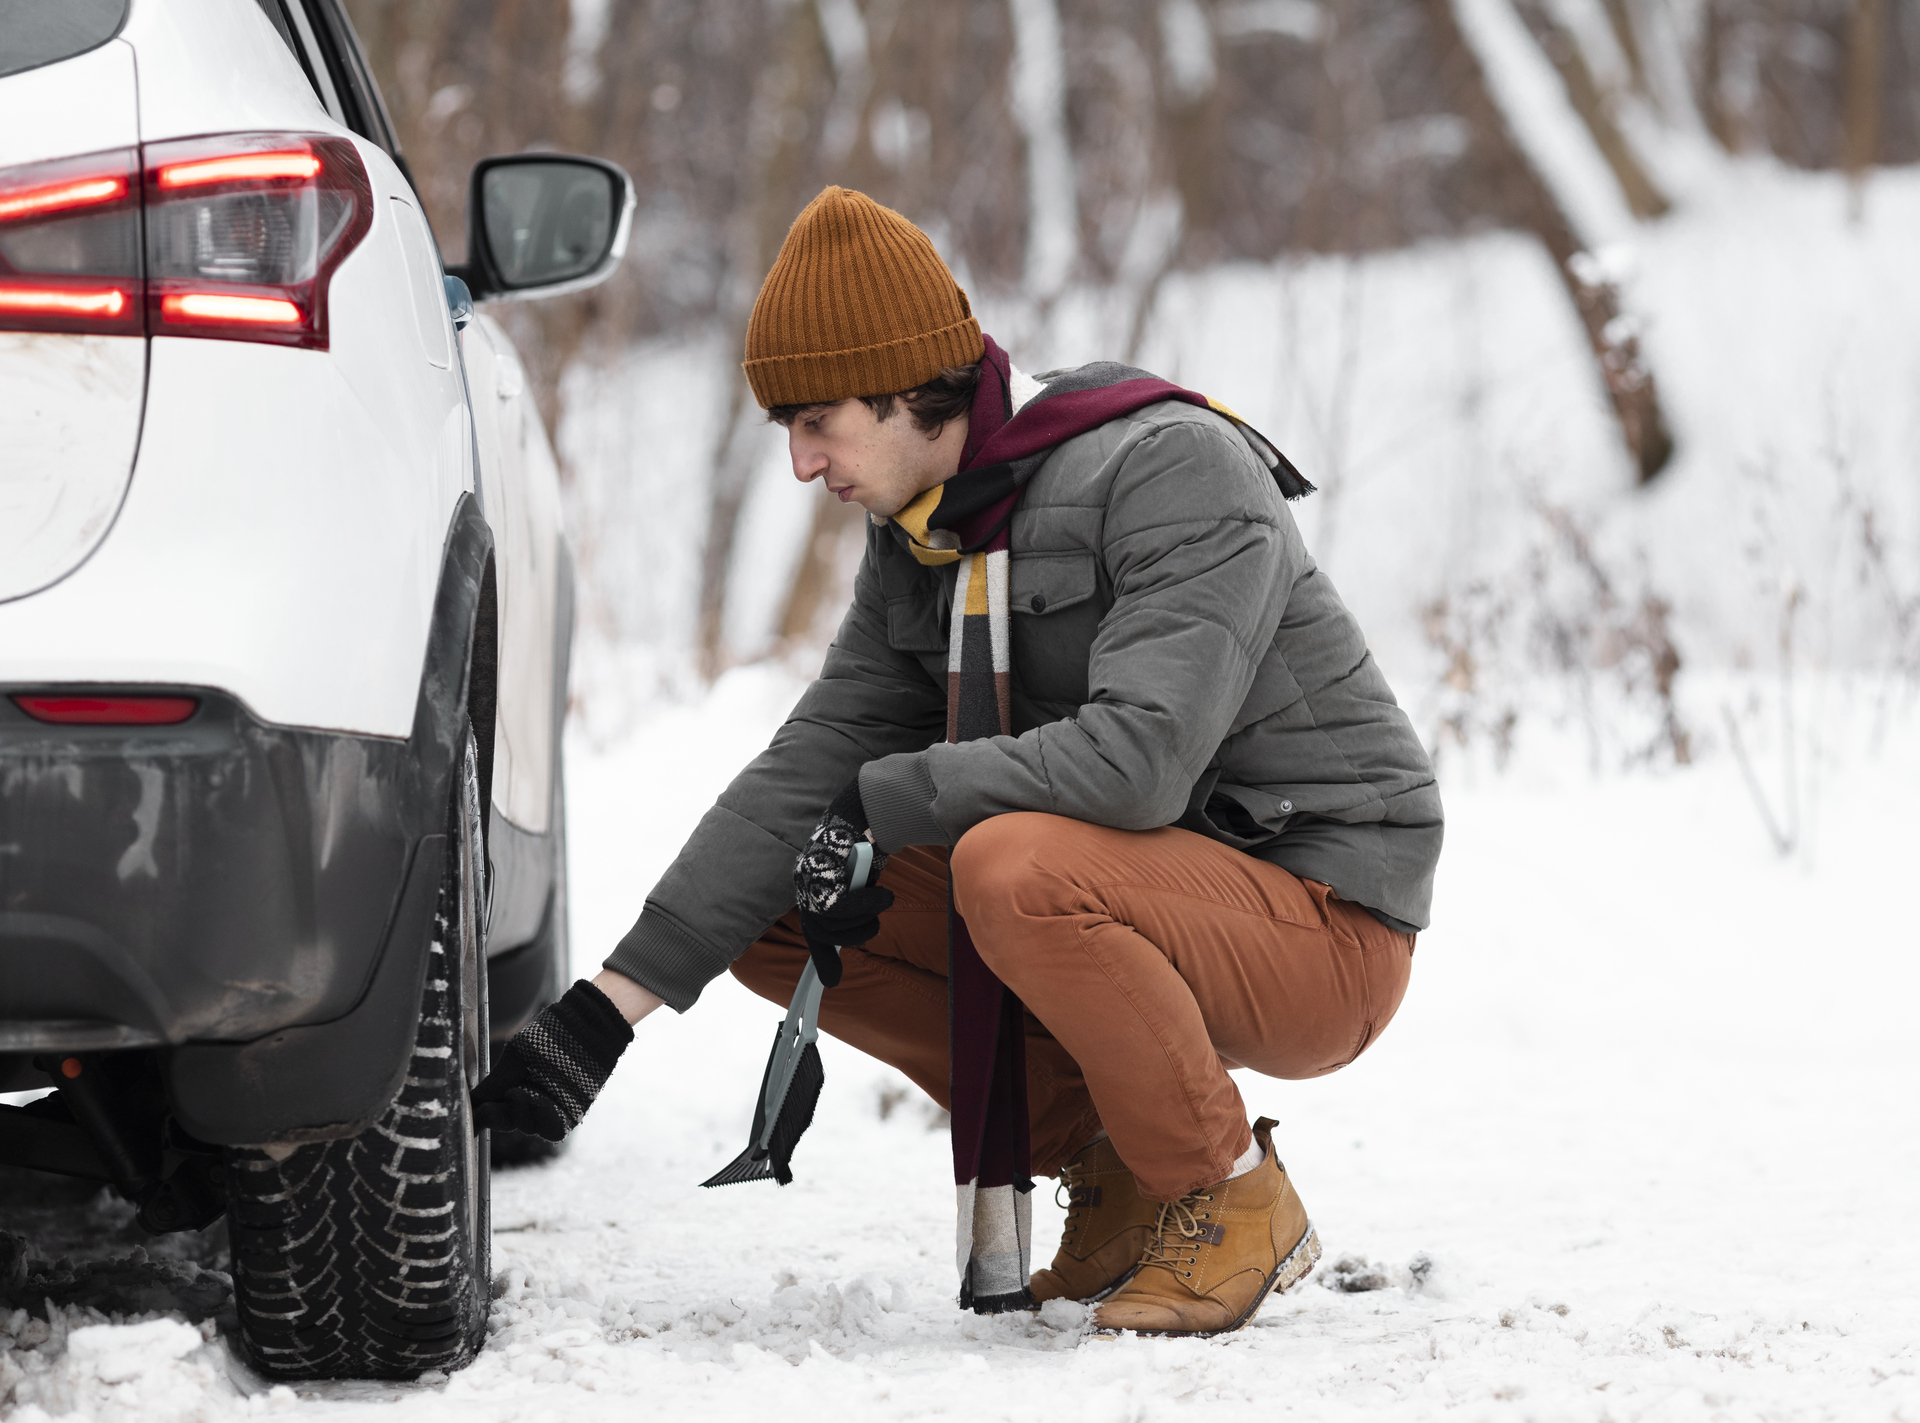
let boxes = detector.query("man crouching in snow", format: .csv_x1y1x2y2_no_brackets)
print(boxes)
474,186,1442,1338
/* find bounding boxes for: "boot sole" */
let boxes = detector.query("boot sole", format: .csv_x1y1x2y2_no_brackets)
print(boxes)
1093,1221,1322,1340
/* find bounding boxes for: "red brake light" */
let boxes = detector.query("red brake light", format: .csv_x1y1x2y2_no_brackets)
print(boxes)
0,134,372,348
0,174,128,221
160,292,303,324
12,695,200,725
157,151,322,188
0,285,131,317
0,148,142,336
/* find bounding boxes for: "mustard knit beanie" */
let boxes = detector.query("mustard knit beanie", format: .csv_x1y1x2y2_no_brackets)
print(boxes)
742,186,984,408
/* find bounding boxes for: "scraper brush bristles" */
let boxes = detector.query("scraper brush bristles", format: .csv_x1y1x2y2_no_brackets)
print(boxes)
699,1039,824,1188
698,1145,775,1188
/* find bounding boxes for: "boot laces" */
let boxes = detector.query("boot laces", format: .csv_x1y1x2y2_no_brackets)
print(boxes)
1054,1160,1089,1243
1137,1192,1216,1278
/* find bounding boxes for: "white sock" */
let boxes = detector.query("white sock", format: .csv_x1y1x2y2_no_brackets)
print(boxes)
1225,1138,1266,1181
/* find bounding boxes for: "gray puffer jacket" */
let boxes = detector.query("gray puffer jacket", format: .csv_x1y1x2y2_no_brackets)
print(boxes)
607,399,1442,1011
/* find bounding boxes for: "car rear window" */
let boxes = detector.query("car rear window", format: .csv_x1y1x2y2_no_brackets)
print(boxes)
0,0,130,81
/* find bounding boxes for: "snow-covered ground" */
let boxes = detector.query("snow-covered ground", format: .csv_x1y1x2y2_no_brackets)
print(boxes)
5,666,1917,1422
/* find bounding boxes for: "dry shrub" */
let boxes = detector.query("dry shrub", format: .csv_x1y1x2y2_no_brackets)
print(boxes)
1420,497,1690,771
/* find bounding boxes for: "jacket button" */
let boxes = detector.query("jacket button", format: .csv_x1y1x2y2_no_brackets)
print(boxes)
1279,799,1294,813
1030,594,1047,612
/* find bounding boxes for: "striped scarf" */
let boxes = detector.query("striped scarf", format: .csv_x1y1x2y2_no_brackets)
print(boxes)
890,335,1312,1313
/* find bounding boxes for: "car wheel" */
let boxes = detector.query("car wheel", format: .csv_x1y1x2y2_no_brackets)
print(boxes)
225,727,492,1380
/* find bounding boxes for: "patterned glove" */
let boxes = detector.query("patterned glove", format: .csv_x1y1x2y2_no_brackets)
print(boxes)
794,777,894,988
471,979,633,1141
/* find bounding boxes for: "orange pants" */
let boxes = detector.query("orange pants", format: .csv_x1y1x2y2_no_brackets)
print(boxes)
731,812,1415,1200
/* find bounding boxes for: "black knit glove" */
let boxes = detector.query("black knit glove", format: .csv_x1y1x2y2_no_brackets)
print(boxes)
794,778,893,988
472,979,633,1141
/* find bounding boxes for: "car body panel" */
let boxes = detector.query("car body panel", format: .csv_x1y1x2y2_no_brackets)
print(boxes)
0,200,468,737
0,39,138,170
392,196,451,369
0,0,470,739
121,0,341,145
462,314,559,835
0,334,147,603
0,38,147,604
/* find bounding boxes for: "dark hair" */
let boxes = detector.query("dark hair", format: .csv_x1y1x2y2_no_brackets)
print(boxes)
768,362,981,439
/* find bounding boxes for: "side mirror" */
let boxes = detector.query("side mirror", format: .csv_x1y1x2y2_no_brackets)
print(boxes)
456,154,635,302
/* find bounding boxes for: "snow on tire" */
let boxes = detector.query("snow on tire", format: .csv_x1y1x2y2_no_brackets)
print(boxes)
225,729,492,1380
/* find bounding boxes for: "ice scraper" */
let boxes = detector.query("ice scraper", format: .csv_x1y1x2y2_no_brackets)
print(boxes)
700,842,874,1187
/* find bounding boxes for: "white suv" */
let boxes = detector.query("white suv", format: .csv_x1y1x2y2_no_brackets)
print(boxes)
0,0,629,1380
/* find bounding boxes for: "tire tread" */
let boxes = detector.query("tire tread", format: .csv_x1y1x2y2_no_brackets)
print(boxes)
228,821,487,1379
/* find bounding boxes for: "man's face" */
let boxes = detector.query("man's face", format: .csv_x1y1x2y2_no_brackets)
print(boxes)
786,400,966,518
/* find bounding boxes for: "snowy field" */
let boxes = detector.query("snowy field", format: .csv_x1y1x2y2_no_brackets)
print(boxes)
5,665,1917,1422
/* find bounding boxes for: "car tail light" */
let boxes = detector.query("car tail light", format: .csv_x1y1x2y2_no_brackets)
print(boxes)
0,148,143,336
12,694,200,725
145,133,371,348
0,133,373,349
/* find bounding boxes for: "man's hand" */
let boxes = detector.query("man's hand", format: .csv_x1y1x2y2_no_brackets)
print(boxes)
472,978,634,1141
794,778,894,987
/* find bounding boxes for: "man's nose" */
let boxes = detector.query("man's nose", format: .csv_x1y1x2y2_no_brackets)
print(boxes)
791,436,827,483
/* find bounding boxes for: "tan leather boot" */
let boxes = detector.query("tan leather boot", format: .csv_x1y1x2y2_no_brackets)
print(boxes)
1028,1136,1161,1304
1092,1117,1320,1337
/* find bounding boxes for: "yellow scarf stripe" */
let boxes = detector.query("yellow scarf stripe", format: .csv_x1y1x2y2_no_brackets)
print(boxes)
1207,394,1289,475
963,552,991,614
894,486,961,566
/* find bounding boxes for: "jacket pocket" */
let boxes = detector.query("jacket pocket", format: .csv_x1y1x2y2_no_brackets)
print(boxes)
1010,552,1097,617
887,594,947,652
878,534,950,653
1198,783,1297,848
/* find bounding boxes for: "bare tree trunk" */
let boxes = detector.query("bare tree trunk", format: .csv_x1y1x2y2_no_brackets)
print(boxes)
1843,0,1885,222
1522,2,1670,218
1008,0,1079,296
771,0,896,653
1599,0,1647,94
1697,0,1740,152
1423,0,1674,482
695,384,764,680
696,2,836,678
1624,0,1711,139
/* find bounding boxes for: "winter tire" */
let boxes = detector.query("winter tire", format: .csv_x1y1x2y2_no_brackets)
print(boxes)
225,729,492,1380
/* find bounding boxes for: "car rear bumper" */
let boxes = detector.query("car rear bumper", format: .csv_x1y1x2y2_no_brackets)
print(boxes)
0,687,424,1051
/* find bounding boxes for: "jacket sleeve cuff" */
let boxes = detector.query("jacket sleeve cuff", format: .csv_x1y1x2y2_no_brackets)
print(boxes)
860,752,947,851
602,907,726,1014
